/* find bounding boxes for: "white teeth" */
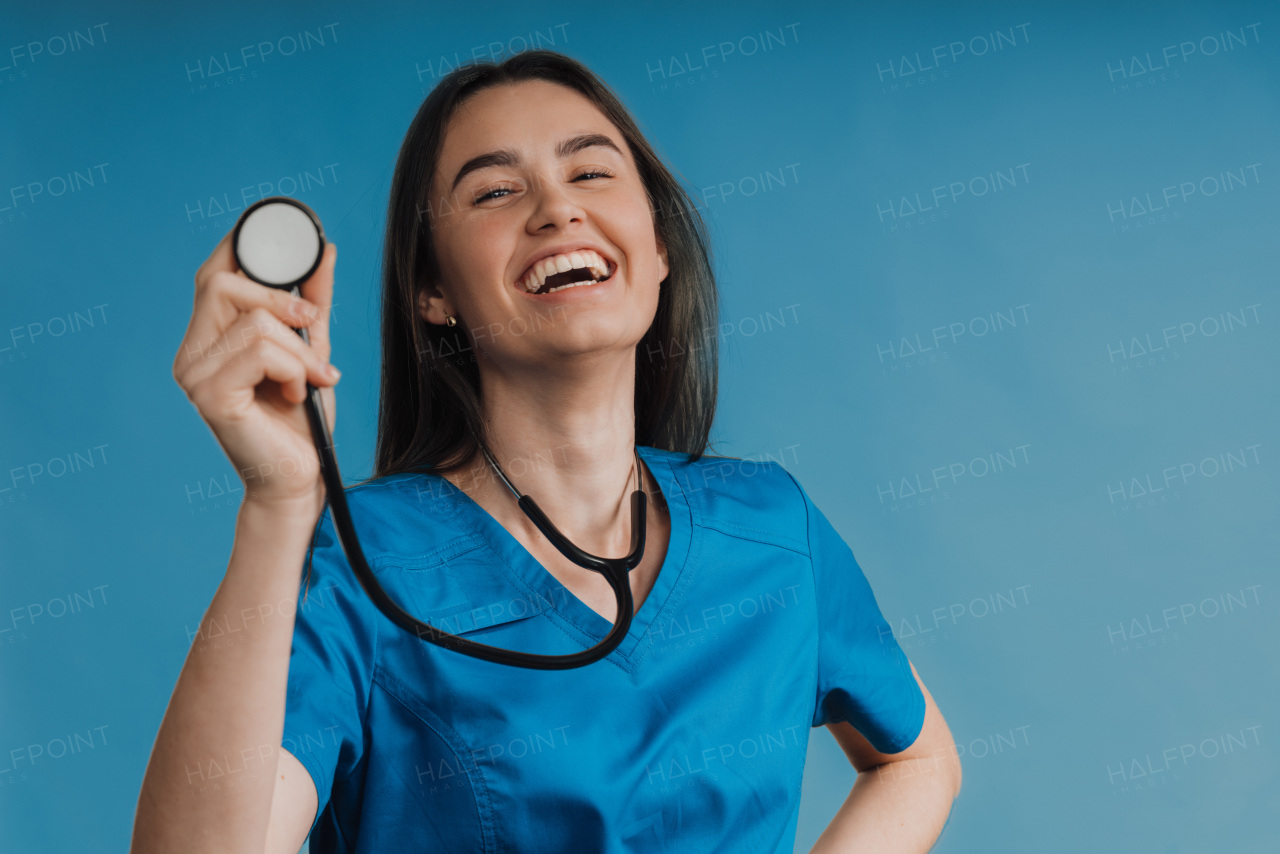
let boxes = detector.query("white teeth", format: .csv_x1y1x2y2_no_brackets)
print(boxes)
520,248,613,294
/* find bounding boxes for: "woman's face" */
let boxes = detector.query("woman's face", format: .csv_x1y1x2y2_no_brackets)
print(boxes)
420,79,669,370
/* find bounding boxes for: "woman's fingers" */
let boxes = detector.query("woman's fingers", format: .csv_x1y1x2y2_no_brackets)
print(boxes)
177,306,338,401
188,332,317,425
295,242,337,361
175,273,321,383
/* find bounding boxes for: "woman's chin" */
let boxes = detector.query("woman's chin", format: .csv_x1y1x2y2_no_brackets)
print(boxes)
497,316,652,365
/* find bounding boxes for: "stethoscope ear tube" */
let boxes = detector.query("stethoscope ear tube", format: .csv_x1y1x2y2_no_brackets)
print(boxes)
233,196,637,669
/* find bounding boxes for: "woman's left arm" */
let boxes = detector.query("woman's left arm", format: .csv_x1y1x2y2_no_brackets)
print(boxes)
809,661,961,853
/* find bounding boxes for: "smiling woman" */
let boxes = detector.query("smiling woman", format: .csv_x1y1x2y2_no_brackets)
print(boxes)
138,48,957,854
375,54,720,486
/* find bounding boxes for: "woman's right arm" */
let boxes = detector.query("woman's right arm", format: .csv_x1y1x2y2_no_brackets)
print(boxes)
131,232,340,853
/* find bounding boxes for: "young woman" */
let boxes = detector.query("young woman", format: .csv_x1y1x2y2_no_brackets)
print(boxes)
136,50,960,853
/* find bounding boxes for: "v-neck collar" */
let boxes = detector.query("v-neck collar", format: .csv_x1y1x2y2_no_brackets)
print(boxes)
430,444,696,663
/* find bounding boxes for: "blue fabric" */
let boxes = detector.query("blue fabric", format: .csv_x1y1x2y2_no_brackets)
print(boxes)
283,445,925,852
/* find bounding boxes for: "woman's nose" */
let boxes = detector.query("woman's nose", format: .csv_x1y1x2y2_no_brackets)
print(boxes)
525,175,585,233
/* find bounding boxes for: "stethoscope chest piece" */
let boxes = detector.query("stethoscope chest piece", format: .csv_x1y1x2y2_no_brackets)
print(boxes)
232,197,326,290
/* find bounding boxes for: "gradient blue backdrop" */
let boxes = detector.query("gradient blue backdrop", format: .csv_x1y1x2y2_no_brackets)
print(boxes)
2,1,1277,851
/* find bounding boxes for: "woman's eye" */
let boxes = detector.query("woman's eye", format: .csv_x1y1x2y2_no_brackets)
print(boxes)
474,186,514,204
473,170,613,205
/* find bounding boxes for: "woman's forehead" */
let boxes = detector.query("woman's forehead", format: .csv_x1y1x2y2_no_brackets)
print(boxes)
432,81,624,187
448,80,605,139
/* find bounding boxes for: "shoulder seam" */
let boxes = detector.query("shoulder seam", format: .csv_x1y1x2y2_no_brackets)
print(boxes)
680,460,808,555
776,468,815,601
776,467,823,728
696,518,809,556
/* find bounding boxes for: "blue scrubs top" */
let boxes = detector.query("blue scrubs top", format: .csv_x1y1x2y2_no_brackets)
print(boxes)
284,444,925,852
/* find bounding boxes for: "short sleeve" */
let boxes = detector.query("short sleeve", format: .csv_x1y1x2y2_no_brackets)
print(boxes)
790,475,926,754
282,504,377,835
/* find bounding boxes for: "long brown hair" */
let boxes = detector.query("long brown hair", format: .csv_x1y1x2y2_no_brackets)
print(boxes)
371,49,721,481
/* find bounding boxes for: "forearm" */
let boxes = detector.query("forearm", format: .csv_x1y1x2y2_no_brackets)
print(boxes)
809,757,958,853
132,500,318,853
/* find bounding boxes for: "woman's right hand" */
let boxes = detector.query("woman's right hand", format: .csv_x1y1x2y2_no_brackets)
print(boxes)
172,229,341,516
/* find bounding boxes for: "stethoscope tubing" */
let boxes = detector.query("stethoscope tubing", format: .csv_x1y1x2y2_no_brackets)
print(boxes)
289,297,642,670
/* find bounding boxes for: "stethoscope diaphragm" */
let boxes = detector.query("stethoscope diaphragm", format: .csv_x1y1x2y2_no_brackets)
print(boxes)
232,197,326,290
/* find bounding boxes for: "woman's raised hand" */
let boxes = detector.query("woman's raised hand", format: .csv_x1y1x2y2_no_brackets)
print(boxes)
172,230,340,516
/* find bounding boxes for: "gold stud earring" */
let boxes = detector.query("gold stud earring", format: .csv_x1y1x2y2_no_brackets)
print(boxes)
445,314,457,327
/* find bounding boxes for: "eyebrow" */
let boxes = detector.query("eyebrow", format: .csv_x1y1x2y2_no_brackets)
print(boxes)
449,133,624,193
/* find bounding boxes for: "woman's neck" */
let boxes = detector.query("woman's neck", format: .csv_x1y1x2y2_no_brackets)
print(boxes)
446,354,649,555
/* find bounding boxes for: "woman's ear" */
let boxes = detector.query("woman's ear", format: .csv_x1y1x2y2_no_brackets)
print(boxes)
417,281,453,325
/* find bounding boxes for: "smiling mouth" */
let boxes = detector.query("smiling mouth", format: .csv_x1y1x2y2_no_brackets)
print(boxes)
519,250,617,295
532,266,615,294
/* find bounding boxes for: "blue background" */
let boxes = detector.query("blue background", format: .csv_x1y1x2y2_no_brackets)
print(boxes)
2,1,1277,851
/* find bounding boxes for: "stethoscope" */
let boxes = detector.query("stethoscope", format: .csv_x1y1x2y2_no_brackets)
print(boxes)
231,196,643,670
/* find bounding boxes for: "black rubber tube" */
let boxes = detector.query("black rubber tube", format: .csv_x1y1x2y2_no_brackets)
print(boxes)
293,318,642,670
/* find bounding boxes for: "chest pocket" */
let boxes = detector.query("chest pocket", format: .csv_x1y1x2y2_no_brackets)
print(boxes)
371,536,554,640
